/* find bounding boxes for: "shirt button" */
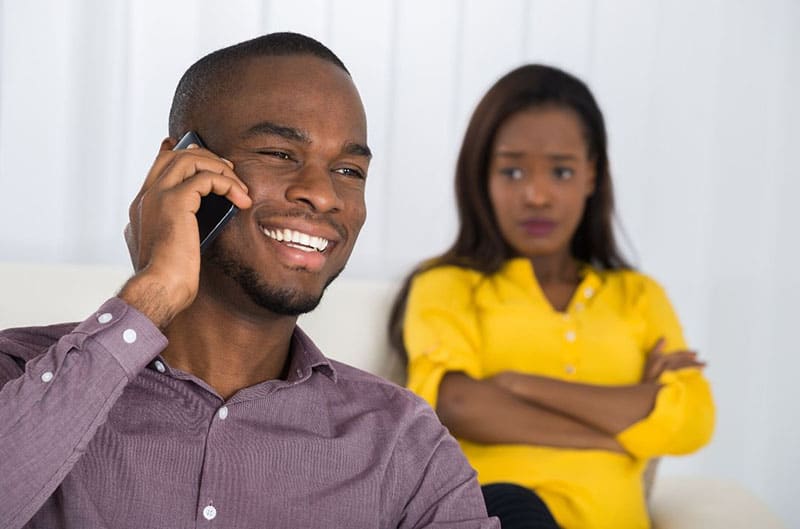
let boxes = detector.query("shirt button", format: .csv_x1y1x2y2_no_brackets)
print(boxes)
565,330,576,342
202,505,217,520
97,313,113,324
41,371,54,382
122,329,137,344
154,360,166,373
583,287,594,299
574,302,585,311
218,406,229,420
565,365,576,375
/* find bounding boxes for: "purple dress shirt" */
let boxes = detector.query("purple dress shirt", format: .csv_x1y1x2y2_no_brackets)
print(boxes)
0,297,498,529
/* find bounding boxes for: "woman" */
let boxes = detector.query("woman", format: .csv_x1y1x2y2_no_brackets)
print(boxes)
388,65,714,529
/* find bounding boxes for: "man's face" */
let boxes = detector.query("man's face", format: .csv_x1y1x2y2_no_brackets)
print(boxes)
196,55,370,316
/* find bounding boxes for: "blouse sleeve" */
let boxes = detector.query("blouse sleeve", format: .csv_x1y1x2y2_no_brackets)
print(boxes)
616,275,715,458
403,267,484,410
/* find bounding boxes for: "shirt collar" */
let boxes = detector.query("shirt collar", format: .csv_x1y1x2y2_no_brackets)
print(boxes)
287,326,337,383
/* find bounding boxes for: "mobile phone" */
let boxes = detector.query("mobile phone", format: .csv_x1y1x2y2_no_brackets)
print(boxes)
173,131,238,253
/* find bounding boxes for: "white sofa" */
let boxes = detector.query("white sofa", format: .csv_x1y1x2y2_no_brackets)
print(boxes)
0,261,785,529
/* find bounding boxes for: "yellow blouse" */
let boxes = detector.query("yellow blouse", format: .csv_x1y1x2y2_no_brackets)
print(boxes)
404,259,714,529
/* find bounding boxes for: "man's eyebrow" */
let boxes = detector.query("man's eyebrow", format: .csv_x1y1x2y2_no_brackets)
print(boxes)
243,121,310,143
344,142,372,159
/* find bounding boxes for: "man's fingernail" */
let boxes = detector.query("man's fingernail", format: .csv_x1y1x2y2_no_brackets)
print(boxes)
220,157,234,168
187,143,199,149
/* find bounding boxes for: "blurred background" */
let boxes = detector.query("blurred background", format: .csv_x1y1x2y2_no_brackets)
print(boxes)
1,0,798,525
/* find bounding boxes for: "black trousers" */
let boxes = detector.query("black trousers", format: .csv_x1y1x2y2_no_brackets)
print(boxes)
482,483,560,529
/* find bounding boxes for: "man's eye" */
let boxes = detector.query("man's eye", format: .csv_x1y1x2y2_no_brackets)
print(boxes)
334,167,365,180
500,167,524,180
259,150,292,161
553,167,574,180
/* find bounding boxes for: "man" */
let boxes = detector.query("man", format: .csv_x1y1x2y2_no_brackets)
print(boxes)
0,33,498,529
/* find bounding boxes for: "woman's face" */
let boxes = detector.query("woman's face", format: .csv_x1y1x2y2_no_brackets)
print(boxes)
488,106,596,260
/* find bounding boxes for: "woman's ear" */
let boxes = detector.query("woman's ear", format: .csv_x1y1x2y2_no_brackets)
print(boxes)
585,165,597,197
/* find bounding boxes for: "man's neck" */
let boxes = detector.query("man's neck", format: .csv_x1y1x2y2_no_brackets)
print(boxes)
161,293,297,400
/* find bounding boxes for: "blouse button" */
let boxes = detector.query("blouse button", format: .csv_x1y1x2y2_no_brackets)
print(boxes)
565,330,576,342
565,365,576,375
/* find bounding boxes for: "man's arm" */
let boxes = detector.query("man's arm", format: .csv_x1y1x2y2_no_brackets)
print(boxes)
437,372,625,452
0,140,251,529
0,300,167,529
387,397,500,529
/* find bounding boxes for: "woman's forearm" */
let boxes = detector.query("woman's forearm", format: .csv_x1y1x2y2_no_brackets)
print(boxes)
437,372,626,453
492,371,661,435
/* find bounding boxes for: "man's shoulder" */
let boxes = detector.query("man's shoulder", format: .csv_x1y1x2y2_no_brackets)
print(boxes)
0,323,77,362
326,358,435,416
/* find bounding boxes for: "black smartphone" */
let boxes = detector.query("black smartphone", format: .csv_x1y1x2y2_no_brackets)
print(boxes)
173,131,238,253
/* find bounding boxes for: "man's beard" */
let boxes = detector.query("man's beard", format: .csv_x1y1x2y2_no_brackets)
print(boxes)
204,244,340,316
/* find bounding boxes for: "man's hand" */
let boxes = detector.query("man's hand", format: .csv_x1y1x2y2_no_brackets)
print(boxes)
641,338,706,384
119,139,252,328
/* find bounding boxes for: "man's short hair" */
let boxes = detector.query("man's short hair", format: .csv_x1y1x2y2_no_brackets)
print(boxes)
168,32,349,138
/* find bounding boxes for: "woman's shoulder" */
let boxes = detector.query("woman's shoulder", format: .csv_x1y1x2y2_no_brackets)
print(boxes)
596,268,671,304
409,264,486,302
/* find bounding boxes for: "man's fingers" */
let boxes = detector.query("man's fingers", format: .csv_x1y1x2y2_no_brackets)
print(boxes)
169,171,253,211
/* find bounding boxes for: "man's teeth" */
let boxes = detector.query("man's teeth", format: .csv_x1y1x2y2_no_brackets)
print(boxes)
262,227,329,252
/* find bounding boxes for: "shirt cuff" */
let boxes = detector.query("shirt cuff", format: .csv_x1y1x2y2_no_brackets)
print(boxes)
72,297,168,379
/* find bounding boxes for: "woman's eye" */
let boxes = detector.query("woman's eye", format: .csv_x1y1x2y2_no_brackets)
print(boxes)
500,167,524,180
334,167,365,180
553,167,574,180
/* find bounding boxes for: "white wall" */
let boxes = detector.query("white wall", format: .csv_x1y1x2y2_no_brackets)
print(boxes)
1,0,798,525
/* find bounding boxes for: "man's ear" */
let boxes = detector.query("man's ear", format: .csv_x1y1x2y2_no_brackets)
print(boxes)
160,136,178,152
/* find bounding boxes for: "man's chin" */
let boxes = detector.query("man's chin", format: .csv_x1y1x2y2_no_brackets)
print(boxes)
204,246,340,316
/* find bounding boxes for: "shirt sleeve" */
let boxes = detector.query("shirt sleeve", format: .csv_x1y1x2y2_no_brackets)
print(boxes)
615,276,715,458
386,396,500,529
0,298,167,529
403,267,484,410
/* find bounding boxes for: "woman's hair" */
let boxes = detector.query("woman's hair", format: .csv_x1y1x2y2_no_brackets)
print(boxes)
388,64,631,360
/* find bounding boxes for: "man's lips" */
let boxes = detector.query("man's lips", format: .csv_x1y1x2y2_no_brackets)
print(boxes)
520,219,557,236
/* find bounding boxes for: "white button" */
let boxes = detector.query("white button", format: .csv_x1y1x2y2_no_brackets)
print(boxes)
583,287,594,298
41,371,54,382
122,329,137,344
202,505,217,520
154,360,166,373
565,330,576,342
97,313,113,324
218,406,229,420
574,302,585,311
565,365,576,375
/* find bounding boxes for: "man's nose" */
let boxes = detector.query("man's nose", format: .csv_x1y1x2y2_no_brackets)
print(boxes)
285,164,344,213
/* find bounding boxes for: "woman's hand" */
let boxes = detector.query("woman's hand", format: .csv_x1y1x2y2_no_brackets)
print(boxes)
642,338,706,383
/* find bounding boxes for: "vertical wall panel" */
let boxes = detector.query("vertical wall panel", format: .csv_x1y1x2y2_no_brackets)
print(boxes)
0,0,75,262
456,0,528,150
262,0,330,41
384,0,461,276
525,0,596,80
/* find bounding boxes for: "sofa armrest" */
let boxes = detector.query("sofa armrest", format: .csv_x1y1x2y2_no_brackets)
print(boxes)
650,476,785,529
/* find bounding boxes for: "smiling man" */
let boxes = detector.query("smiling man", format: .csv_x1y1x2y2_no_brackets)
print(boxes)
0,33,497,529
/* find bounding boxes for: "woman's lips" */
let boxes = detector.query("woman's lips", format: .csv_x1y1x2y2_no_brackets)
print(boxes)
520,219,556,236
